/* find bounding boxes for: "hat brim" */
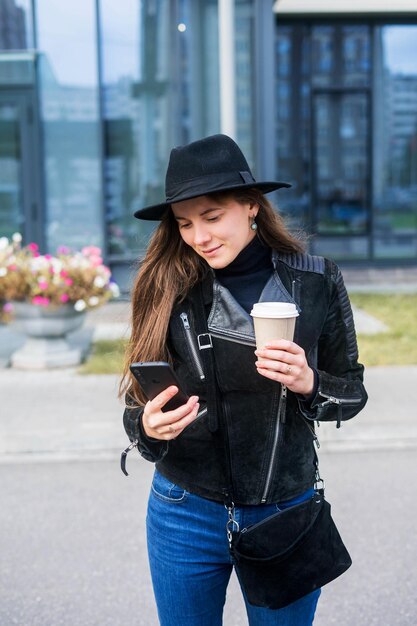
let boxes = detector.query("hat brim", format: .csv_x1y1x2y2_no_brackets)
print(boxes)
133,181,292,220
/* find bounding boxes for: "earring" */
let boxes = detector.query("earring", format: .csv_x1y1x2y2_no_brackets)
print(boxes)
251,217,258,231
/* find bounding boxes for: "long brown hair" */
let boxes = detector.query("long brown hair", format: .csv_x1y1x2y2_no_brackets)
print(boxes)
119,189,305,405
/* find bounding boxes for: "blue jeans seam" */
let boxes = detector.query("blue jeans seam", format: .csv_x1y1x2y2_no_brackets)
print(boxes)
151,484,188,504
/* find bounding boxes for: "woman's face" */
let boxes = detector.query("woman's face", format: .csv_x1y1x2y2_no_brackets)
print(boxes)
171,195,258,269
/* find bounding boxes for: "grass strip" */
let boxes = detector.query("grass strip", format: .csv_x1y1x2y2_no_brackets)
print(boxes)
350,293,417,367
77,294,417,373
78,339,126,375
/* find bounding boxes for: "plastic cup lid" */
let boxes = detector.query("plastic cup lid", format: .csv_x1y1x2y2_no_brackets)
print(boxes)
250,302,299,318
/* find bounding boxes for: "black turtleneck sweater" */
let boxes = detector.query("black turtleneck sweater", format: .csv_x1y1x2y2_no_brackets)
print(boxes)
215,235,273,314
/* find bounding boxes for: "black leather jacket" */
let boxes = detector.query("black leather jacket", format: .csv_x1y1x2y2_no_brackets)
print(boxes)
123,251,367,505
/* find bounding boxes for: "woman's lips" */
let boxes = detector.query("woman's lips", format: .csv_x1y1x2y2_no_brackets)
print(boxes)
201,245,222,257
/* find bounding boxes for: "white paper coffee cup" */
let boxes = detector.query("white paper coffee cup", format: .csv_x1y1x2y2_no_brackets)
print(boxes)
250,302,299,348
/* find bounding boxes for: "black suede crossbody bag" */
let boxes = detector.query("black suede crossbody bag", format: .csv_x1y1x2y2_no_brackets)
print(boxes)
230,485,352,609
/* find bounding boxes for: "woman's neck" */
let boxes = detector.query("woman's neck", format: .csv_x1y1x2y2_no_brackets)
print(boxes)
215,236,272,277
214,237,273,314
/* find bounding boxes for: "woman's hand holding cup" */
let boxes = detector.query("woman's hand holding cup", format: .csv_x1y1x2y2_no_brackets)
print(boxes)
251,302,313,396
255,339,315,397
142,386,200,440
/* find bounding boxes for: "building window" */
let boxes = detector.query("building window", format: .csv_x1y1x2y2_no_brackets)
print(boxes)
36,0,102,252
0,2,38,246
99,0,220,260
373,26,417,259
275,20,417,261
0,0,33,50
235,0,256,168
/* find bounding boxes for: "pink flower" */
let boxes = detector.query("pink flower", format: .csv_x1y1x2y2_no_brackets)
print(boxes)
82,246,102,256
60,270,69,278
64,278,73,286
7,264,17,271
44,254,52,260
57,246,71,255
89,256,103,267
3,302,13,313
32,295,50,307
27,243,39,253
60,293,69,303
38,281,49,290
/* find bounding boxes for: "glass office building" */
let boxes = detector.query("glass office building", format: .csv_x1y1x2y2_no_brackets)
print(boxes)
274,0,417,261
0,0,267,288
1,1,417,290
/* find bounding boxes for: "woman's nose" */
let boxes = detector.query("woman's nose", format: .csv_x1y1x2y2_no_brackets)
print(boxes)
193,225,211,246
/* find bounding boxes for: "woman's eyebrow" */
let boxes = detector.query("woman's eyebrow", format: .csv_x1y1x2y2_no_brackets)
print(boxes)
201,207,220,216
174,207,220,221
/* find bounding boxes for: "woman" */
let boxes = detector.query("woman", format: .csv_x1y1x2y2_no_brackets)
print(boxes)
121,134,367,626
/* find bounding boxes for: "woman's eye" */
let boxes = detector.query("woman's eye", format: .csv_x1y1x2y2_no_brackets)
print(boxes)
207,215,220,222
179,223,191,229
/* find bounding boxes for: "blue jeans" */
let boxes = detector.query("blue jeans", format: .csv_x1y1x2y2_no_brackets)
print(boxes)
146,471,320,626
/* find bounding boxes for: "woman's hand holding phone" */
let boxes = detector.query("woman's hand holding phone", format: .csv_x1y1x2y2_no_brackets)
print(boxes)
142,386,200,440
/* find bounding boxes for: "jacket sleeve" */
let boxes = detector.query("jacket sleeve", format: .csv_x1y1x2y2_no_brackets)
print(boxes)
297,262,368,426
123,394,169,463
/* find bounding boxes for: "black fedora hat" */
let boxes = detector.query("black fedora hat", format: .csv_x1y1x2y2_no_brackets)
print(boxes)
134,134,291,220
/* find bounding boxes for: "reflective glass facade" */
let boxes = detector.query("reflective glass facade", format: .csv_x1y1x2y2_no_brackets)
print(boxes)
275,20,417,261
99,0,220,259
235,0,255,169
0,0,227,276
1,1,417,274
0,1,40,243
36,0,103,253
0,96,22,236
0,0,33,49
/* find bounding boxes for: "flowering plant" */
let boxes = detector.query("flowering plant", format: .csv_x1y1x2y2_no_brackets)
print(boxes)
0,233,120,316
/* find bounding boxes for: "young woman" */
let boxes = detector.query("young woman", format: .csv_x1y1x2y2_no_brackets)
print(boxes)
121,134,367,626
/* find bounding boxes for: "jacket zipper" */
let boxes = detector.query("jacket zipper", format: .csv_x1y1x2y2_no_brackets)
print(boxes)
317,391,361,428
208,329,255,347
180,312,205,381
222,398,235,494
261,385,287,503
317,391,362,407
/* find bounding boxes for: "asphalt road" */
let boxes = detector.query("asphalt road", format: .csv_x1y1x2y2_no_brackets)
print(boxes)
1,449,416,626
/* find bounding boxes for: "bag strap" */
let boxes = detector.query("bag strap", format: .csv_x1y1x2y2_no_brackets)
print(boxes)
306,419,325,494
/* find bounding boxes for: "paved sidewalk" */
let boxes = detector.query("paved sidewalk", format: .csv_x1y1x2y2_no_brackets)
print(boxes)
341,265,417,293
1,365,416,462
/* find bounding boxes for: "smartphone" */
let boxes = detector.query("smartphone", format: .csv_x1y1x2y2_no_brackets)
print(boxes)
129,361,189,412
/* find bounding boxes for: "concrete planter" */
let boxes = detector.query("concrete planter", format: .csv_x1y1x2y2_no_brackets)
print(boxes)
0,300,6,325
10,302,87,369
